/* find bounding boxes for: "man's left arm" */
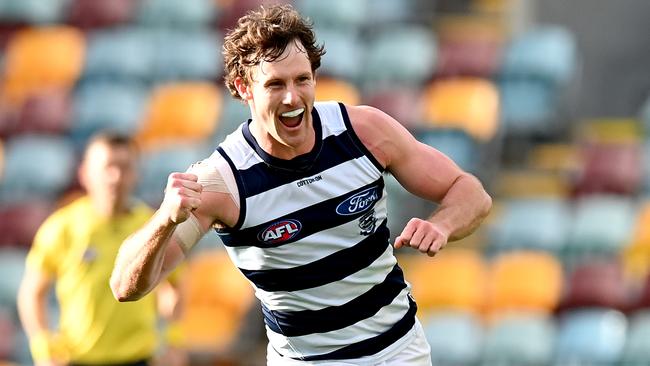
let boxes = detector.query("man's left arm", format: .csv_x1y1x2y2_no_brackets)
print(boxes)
348,105,492,256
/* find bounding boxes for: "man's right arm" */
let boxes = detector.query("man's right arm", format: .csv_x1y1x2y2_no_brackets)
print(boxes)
110,172,207,302
17,269,65,365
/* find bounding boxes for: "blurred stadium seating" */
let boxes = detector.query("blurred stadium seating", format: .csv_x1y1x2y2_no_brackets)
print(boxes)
406,248,487,317
1,0,649,365
423,309,484,366
421,77,500,141
314,76,361,106
362,25,437,90
481,311,557,365
66,0,136,30
488,197,572,256
135,82,222,150
1,26,85,106
0,135,76,203
484,251,563,317
555,308,628,365
177,249,256,362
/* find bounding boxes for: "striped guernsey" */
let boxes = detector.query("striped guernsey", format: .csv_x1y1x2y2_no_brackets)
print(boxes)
213,101,416,361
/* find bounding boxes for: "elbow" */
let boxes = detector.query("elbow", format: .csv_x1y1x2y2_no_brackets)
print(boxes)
109,277,130,302
110,275,143,302
481,190,493,219
461,173,493,219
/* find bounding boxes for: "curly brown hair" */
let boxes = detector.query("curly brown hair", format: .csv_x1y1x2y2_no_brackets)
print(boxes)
222,4,326,100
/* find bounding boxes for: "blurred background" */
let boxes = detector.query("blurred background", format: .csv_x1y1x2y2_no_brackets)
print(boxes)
1,0,650,365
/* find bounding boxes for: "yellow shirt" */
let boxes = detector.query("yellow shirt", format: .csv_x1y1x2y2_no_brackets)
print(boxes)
26,196,157,364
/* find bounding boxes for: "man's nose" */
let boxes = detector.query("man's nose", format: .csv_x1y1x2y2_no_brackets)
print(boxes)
282,85,298,105
106,167,123,184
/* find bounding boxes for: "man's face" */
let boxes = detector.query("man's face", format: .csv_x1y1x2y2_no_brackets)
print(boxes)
242,40,316,158
80,142,138,212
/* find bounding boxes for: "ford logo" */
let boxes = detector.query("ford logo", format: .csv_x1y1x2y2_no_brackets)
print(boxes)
336,186,380,216
258,219,302,244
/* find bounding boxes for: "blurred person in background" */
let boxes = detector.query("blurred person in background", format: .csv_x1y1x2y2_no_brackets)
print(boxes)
17,131,185,366
110,4,491,365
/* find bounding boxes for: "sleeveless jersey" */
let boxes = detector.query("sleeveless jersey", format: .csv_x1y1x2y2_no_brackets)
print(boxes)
213,101,416,361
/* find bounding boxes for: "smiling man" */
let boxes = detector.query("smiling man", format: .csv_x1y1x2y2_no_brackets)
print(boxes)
110,4,492,365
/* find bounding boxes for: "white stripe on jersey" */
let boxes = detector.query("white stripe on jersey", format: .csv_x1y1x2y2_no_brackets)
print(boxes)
265,287,412,359
242,156,381,228
225,193,388,270
252,243,398,311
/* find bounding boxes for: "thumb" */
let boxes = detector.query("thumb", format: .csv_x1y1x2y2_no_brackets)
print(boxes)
394,235,405,249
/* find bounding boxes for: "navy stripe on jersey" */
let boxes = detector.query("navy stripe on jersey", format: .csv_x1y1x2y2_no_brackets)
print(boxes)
338,102,384,172
239,220,389,292
216,146,247,230
302,296,417,361
262,264,407,336
217,178,384,248
235,128,380,199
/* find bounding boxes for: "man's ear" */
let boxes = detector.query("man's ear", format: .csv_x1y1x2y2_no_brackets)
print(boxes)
234,77,251,100
77,159,89,191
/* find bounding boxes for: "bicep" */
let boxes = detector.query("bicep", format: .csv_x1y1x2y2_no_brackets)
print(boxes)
351,105,464,202
388,139,465,202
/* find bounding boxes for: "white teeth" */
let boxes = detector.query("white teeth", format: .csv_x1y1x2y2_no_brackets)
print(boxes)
281,108,304,118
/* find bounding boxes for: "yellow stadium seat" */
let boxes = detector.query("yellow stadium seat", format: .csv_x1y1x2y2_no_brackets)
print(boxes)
315,77,361,106
136,82,222,150
178,249,255,353
494,169,571,198
470,0,513,15
579,118,642,145
407,249,487,317
485,251,563,316
421,77,500,141
528,143,581,174
1,26,85,106
624,201,650,285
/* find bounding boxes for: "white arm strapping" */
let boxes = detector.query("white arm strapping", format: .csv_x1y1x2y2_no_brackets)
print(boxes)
174,213,205,255
187,158,239,207
172,156,240,254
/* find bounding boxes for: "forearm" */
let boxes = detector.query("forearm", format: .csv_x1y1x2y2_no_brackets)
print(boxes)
17,285,50,338
110,209,178,301
18,275,67,363
429,173,492,241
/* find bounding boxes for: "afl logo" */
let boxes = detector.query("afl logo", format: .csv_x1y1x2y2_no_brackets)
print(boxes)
336,186,380,216
258,219,302,244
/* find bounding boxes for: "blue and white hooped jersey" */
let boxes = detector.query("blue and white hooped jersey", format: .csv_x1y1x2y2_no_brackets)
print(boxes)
214,101,416,361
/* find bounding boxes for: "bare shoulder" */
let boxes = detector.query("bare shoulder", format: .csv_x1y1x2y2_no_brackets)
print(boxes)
346,104,394,140
345,104,417,169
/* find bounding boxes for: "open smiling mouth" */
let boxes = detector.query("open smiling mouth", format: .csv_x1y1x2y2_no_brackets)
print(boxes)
279,108,305,128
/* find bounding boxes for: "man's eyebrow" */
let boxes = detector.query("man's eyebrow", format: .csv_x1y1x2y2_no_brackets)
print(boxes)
264,78,283,86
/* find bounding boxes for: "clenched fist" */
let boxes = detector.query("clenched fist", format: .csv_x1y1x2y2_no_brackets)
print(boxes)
394,218,449,257
161,172,203,224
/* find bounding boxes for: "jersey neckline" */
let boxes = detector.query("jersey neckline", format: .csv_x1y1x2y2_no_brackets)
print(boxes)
242,106,323,174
